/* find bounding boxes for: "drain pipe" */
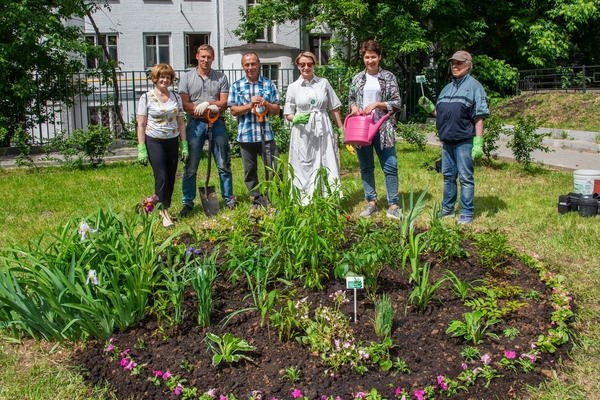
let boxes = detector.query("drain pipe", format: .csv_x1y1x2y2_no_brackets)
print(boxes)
216,0,222,69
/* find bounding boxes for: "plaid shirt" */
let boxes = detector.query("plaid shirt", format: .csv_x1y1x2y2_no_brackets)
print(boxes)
228,75,279,143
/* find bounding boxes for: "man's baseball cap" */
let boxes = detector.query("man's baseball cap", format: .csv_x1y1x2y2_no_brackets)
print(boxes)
449,50,472,63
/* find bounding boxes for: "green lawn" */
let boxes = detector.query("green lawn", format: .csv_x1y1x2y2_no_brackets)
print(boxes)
0,144,599,399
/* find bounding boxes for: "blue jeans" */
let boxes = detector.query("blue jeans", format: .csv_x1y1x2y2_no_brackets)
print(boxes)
356,133,399,206
441,139,474,217
182,118,233,206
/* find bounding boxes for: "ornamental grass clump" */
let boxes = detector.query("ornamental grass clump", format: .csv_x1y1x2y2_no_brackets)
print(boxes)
0,208,177,341
189,250,218,328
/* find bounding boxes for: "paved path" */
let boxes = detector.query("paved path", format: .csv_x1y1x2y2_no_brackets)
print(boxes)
1,129,598,171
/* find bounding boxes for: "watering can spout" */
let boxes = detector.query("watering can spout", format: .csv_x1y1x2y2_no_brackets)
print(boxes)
368,113,390,138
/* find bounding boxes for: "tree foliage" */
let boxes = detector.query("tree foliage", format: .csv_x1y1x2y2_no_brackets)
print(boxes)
0,0,110,146
234,0,600,85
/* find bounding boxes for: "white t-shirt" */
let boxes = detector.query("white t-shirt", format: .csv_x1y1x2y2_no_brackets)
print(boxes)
137,90,183,139
362,73,381,108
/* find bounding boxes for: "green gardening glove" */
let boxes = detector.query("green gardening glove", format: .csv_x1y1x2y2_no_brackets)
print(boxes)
179,140,189,162
472,136,484,159
137,143,148,166
292,112,310,125
418,96,435,114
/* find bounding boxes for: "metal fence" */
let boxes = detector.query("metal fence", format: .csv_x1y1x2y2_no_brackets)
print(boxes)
28,68,300,145
22,64,600,146
517,65,600,92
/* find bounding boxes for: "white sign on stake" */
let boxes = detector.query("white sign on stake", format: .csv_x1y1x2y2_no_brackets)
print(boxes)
345,273,364,322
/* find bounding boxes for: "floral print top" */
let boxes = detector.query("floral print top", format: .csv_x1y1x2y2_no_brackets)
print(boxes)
348,68,402,148
137,90,184,139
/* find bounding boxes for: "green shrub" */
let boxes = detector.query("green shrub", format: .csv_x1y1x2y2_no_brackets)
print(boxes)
396,122,428,151
506,116,551,169
44,124,113,167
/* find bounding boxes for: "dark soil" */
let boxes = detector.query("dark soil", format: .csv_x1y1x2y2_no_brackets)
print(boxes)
73,239,571,400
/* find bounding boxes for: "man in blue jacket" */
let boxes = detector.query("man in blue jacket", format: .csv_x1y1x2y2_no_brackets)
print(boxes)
419,50,489,224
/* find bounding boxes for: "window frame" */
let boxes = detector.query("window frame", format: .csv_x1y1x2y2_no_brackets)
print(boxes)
143,33,171,69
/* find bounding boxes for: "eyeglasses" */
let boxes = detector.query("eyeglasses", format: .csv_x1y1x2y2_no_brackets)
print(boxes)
298,62,314,68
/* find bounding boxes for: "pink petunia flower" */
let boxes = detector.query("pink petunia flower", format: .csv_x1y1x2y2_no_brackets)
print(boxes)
152,370,163,377
481,353,492,364
219,395,228,400
354,392,366,399
321,395,328,400
437,375,448,390
119,357,129,367
461,361,468,370
120,348,130,357
504,350,517,359
125,360,136,370
162,370,172,380
105,344,114,352
413,389,425,400
174,383,183,396
291,389,303,399
394,387,402,397
206,388,218,398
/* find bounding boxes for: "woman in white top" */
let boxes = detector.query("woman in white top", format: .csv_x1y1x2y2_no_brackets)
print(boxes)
136,63,188,227
283,51,344,205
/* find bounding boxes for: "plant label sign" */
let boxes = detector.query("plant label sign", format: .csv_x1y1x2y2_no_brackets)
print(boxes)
415,75,427,83
346,275,364,289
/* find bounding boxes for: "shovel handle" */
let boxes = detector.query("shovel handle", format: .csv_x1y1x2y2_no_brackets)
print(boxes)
204,109,220,126
252,104,268,123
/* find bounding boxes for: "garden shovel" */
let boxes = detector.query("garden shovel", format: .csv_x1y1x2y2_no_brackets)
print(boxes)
198,109,220,216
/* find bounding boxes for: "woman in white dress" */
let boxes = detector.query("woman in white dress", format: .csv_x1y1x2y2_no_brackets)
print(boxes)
283,51,344,205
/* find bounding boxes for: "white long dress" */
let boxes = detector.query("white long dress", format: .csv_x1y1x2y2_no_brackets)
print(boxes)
283,76,341,205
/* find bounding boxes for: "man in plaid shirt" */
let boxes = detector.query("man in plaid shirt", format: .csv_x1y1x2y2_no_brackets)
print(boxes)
228,52,280,208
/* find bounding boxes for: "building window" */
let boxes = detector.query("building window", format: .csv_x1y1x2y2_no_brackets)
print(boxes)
86,34,118,69
261,64,279,84
247,0,274,42
310,35,331,65
185,33,210,67
144,34,170,69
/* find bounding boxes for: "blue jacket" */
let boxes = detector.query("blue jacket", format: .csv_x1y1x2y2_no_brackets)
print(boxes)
436,73,489,143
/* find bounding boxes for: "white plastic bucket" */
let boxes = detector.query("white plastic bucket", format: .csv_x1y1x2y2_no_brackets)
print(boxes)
573,169,600,195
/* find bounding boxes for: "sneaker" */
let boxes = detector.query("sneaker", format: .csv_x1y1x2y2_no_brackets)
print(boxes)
252,195,269,209
439,209,454,219
225,197,237,210
179,204,193,217
457,215,473,224
386,206,401,220
359,203,378,218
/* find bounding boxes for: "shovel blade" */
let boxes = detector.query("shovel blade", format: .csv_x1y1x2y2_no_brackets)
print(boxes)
199,185,220,216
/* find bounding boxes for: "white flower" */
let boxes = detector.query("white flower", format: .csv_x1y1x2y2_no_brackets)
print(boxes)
78,221,97,241
86,269,99,285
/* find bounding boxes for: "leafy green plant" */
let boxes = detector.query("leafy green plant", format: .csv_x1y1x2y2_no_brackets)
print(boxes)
396,122,427,151
471,230,512,270
446,311,500,345
270,293,310,342
262,166,346,289
444,270,475,301
426,216,468,262
0,208,173,341
243,250,284,327
407,263,446,312
373,293,394,339
205,332,256,367
283,366,301,385
44,125,113,167
503,327,521,339
188,250,218,328
506,116,551,169
480,115,507,163
460,346,481,361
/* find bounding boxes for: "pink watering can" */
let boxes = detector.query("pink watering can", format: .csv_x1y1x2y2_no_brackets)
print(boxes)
343,112,393,146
